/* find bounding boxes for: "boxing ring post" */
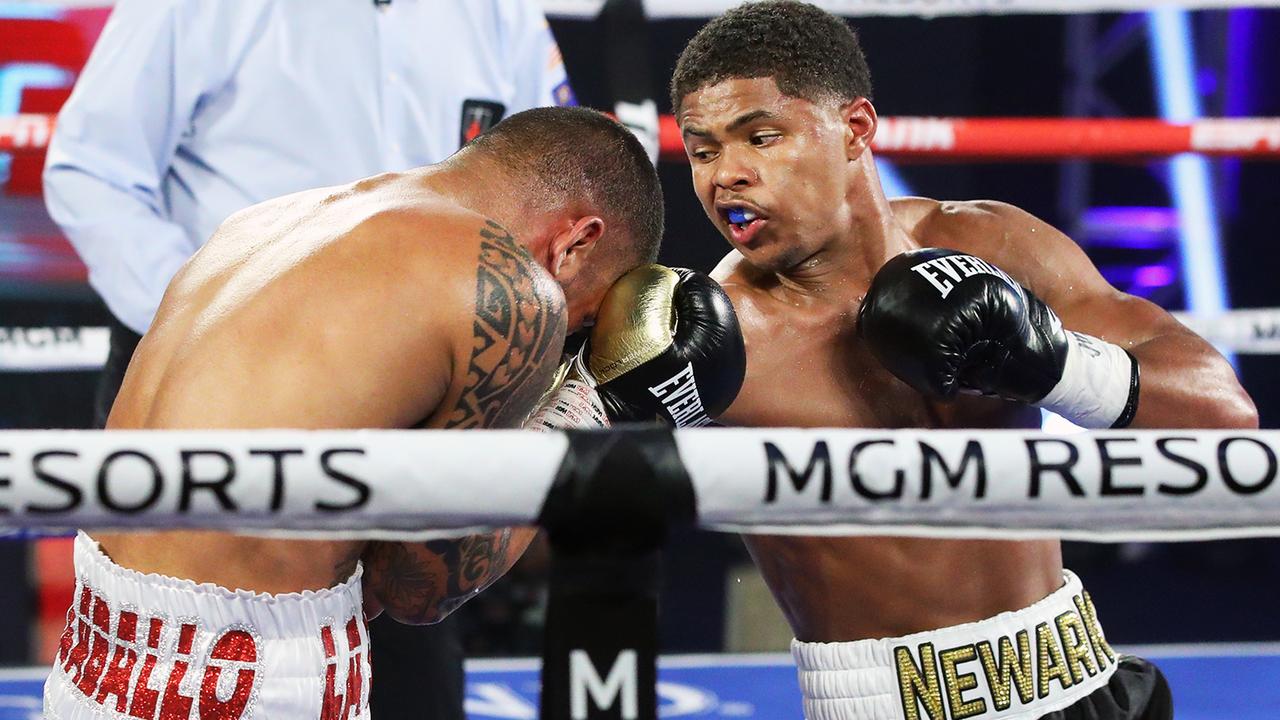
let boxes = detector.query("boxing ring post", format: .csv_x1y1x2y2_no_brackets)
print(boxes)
536,428,695,720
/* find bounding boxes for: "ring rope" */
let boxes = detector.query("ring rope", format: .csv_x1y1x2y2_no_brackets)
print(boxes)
6,114,1280,161
1,0,1274,21
658,116,1280,162
6,309,1278,373
0,428,1277,542
539,0,1280,19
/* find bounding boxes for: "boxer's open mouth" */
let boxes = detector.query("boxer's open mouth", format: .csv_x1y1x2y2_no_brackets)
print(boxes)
717,202,768,245
728,216,765,245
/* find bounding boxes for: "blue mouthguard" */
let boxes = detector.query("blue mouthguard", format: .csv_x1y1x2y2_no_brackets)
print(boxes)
727,208,749,224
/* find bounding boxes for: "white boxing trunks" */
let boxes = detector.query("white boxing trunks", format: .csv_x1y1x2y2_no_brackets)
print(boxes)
44,532,370,720
792,571,1118,720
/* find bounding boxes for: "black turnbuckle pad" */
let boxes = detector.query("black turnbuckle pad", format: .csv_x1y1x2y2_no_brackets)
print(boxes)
537,427,695,720
537,427,696,554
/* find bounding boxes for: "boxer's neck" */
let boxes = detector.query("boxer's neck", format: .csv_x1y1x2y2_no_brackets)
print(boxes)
774,155,915,298
415,158,552,249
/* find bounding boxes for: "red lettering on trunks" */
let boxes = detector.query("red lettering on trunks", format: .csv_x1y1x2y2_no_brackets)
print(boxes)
320,625,345,720
319,615,369,720
129,617,166,719
75,594,112,696
94,609,139,712
54,586,267,720
62,585,93,681
158,623,198,720
129,652,161,719
199,630,259,719
56,584,87,668
343,617,365,718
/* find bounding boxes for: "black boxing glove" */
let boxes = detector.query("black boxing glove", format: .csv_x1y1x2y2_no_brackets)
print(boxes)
575,264,746,427
858,248,1139,429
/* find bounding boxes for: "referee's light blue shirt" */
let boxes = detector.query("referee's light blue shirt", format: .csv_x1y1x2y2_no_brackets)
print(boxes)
44,0,573,334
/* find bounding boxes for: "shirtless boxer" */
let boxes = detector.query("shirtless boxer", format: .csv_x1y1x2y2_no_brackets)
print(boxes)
45,106,700,720
666,3,1258,719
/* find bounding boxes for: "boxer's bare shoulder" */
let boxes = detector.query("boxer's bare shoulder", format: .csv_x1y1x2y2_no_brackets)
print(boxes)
893,198,1184,347
889,196,1030,256
128,184,565,433
709,252,768,424
709,249,769,318
316,203,567,430
418,214,568,431
893,197,1099,295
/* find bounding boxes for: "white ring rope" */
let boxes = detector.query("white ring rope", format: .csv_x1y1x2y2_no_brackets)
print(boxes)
23,1,1280,19
540,0,1280,19
0,429,567,540
1173,309,1280,355
1,428,1278,542
3,309,1278,373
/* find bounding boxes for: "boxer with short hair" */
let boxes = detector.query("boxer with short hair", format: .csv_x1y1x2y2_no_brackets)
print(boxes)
665,3,1257,719
46,106,700,719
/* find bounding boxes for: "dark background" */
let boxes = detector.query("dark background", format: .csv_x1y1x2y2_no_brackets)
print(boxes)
3,8,1279,662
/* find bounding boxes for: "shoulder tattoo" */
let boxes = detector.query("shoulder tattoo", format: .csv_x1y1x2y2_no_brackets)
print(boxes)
446,220,565,429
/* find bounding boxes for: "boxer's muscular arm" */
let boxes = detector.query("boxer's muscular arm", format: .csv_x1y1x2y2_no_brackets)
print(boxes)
957,201,1257,429
364,220,566,624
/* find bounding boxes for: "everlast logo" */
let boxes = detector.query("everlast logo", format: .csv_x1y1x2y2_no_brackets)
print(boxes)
648,363,712,428
910,254,1015,299
895,591,1115,720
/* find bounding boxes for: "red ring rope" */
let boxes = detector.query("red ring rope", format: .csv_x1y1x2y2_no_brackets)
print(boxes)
5,113,1279,161
658,115,1280,161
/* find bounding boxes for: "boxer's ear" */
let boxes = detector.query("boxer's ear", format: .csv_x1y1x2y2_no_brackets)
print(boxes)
548,215,606,284
842,97,877,161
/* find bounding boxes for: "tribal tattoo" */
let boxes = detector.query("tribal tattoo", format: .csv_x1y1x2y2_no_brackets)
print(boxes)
365,222,559,622
362,530,517,624
446,220,565,429
447,529,515,596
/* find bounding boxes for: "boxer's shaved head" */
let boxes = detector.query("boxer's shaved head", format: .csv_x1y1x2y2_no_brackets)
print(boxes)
467,106,663,270
670,0,872,113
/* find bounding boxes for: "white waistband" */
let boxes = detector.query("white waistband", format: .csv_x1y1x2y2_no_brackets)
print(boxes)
792,571,1118,720
44,532,370,720
67,532,364,637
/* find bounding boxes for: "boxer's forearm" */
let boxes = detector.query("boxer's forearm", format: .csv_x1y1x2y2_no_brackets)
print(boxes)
362,527,537,625
1126,329,1258,429
433,527,538,619
1053,291,1255,429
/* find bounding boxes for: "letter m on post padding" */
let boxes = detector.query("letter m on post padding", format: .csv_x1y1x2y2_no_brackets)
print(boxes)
569,649,639,719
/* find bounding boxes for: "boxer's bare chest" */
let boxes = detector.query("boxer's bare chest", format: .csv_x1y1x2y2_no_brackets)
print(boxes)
725,291,1028,430
724,287,1059,642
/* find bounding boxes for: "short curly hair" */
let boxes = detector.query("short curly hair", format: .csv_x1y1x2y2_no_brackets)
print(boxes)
470,106,663,268
670,1,872,114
